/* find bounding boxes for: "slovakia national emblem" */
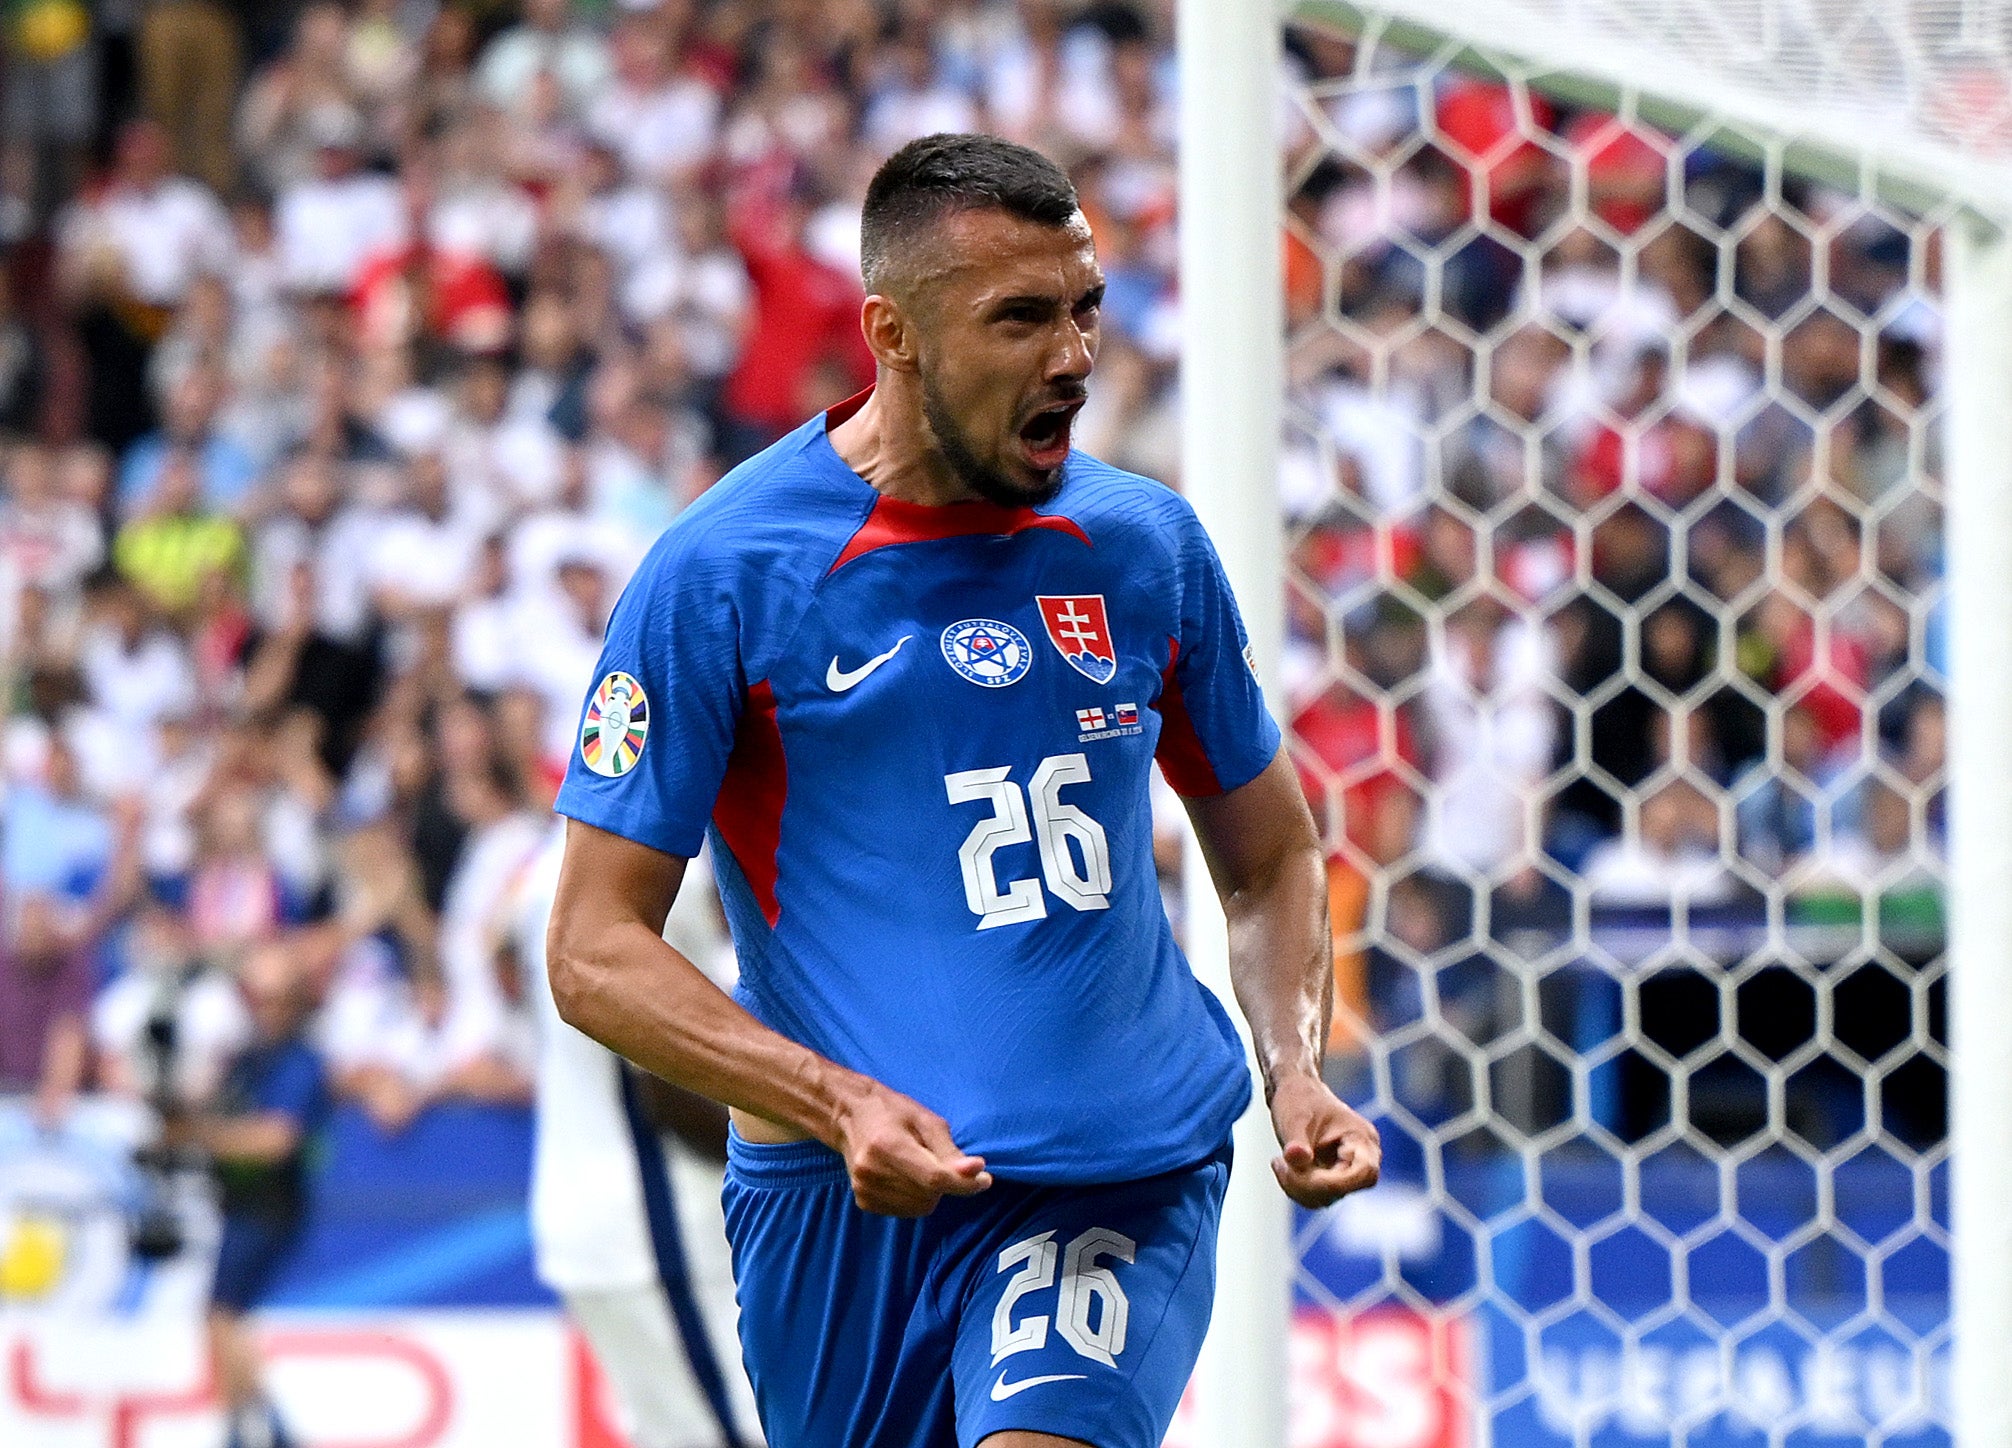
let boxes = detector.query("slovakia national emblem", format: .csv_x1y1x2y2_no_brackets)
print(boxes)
1036,595,1117,684
941,619,1033,688
582,671,649,777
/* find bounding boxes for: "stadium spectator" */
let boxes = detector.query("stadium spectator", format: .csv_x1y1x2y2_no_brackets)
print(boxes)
118,364,261,516
275,105,406,296
0,444,104,609
1417,596,1559,881
164,937,329,1448
477,0,611,121
1581,779,1738,906
92,894,249,1106
58,118,232,315
0,893,94,1129
586,10,720,185
1,734,130,908
113,447,247,616
716,177,873,460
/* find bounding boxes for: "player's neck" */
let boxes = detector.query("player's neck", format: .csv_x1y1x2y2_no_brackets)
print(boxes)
827,382,987,508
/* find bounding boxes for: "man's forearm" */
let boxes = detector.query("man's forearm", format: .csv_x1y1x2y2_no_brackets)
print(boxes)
188,1111,299,1163
551,917,866,1146
1223,842,1332,1099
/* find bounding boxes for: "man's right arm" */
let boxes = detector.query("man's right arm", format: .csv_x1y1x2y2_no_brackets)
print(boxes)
546,817,993,1216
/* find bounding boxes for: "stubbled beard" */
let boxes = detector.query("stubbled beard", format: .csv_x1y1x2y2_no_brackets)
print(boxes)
921,369,1065,508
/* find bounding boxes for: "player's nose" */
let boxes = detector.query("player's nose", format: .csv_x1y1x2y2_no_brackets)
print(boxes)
1047,318,1094,381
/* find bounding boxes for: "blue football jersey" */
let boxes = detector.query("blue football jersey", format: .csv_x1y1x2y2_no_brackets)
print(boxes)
555,396,1282,1184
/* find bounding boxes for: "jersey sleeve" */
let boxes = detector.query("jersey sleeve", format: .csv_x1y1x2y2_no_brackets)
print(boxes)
554,534,745,857
1154,504,1283,797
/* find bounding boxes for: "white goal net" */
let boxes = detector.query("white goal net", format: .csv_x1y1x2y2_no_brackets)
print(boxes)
1268,8,1967,1444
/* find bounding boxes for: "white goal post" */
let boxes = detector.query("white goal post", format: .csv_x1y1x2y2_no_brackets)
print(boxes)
1177,0,2012,1443
1175,0,1291,1443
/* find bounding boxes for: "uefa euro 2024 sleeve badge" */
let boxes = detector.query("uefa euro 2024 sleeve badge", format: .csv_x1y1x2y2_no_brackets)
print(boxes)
582,671,649,777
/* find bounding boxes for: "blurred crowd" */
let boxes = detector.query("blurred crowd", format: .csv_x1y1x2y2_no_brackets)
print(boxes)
0,1,1949,1139
1277,34,1948,965
0,0,1205,1137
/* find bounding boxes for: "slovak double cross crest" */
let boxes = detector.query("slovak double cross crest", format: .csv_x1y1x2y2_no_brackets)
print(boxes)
1036,594,1117,685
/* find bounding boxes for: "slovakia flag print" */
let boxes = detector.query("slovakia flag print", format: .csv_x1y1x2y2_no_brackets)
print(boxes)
1037,595,1118,684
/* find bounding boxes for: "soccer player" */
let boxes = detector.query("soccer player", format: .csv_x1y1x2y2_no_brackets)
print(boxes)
548,133,1380,1448
510,824,761,1448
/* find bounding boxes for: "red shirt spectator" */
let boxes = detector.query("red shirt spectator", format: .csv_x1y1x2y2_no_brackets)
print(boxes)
1293,684,1420,860
1567,113,1670,236
1770,608,1871,758
719,193,873,448
1434,80,1556,237
351,242,513,354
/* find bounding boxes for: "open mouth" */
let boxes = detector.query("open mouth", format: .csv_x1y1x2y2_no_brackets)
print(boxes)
1018,401,1083,470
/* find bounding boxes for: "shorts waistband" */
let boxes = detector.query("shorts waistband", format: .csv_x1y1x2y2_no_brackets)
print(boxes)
725,1127,851,1186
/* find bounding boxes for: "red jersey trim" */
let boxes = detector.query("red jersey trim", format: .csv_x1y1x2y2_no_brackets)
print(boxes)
829,495,1091,574
713,680,787,927
1154,637,1223,797
824,387,874,429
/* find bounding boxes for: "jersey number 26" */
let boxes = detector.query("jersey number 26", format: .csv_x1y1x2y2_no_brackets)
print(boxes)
945,753,1112,929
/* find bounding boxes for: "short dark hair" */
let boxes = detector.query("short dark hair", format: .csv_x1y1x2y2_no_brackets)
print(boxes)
860,134,1080,294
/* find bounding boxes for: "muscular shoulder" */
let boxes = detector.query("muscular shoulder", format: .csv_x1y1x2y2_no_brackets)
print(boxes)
661,435,866,575
618,431,870,672
1057,452,1206,575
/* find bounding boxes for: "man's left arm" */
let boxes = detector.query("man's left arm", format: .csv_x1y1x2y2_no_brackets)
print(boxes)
1186,748,1380,1207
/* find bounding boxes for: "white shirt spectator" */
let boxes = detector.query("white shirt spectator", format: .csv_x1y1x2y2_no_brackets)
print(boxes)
374,385,455,458
508,511,642,607
431,175,541,278
369,508,486,610
511,583,609,764
580,181,676,284
251,508,384,644
0,494,103,598
1419,612,1559,876
320,934,510,1088
438,808,547,1046
60,179,234,308
587,75,721,182
621,247,751,377
1581,836,1738,906
140,726,214,882
78,624,198,732
453,590,519,693
446,412,566,513
1311,377,1426,518
478,17,612,119
276,171,406,293
61,703,161,800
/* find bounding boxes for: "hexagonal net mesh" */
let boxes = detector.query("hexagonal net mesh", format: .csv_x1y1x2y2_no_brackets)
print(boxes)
1274,14,1953,1445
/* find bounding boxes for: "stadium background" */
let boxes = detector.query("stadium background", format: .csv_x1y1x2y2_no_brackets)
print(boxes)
0,1,1949,1444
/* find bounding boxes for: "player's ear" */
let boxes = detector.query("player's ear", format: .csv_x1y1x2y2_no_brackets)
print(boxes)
860,293,920,374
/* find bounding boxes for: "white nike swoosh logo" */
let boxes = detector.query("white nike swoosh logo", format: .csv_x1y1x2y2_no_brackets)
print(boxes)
989,1372,1087,1401
827,635,912,692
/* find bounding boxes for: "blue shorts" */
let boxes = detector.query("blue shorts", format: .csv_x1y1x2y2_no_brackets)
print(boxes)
211,1213,300,1312
722,1133,1230,1448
